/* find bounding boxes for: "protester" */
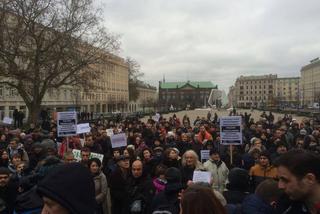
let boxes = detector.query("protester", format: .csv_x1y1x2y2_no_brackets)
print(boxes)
204,148,229,193
0,107,319,214
180,184,227,214
37,163,96,214
88,158,109,214
275,149,320,214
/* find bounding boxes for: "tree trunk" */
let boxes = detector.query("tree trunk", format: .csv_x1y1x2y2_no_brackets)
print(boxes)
27,100,42,125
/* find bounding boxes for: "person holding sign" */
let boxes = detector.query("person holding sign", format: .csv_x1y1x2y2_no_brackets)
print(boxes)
180,150,205,188
203,148,229,193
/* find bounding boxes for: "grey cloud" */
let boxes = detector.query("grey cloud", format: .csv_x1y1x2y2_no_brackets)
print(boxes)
101,0,320,92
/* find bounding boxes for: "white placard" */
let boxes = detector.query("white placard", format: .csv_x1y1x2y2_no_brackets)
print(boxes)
192,171,211,184
106,129,114,137
220,116,242,145
152,113,161,122
72,149,104,162
57,112,78,137
2,117,13,124
77,123,91,134
200,150,210,161
110,133,127,148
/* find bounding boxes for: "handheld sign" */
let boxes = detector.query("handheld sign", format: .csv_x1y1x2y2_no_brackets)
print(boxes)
110,133,127,148
72,149,104,162
220,116,242,145
57,112,77,137
152,113,161,122
200,150,210,162
192,171,211,184
77,123,91,134
106,129,114,137
2,117,13,124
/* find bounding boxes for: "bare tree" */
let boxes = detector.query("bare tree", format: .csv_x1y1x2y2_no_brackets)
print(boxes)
126,57,144,102
0,0,120,123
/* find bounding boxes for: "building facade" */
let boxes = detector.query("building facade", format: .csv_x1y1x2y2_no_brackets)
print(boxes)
234,74,277,108
158,81,218,111
301,58,320,107
228,86,236,107
275,77,300,108
0,53,129,120
129,83,157,113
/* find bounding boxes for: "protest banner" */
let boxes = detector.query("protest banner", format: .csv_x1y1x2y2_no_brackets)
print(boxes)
192,171,211,184
110,133,127,148
2,117,13,124
72,149,104,162
200,150,210,162
77,123,91,134
57,112,77,137
220,116,242,145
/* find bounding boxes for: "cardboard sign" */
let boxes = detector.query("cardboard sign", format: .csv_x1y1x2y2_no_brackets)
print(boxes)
57,112,77,137
110,133,127,148
72,149,104,162
200,150,210,161
2,117,13,124
77,123,91,134
192,171,211,184
220,116,242,145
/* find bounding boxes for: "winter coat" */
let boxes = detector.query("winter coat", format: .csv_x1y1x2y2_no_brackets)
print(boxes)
249,164,277,189
203,159,229,193
241,194,274,214
128,175,155,214
93,172,110,214
108,167,130,214
153,178,166,194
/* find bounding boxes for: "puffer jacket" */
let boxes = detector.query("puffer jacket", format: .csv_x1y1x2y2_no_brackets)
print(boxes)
203,159,229,193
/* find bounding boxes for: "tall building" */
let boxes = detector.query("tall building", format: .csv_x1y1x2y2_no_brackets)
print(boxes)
129,82,157,112
234,74,277,108
301,58,320,107
275,77,300,108
228,86,236,107
0,53,129,120
158,81,218,111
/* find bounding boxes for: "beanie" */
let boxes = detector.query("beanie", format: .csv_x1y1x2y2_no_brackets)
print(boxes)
37,163,95,214
165,167,181,183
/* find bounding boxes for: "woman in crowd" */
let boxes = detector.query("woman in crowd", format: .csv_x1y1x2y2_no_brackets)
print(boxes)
88,158,109,214
180,184,227,214
180,150,204,187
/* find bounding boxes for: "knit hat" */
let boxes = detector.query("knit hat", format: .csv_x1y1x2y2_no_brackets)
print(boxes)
227,167,249,191
165,167,181,183
37,163,95,214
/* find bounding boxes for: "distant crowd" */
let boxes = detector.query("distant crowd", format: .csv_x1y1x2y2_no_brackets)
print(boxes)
0,108,320,214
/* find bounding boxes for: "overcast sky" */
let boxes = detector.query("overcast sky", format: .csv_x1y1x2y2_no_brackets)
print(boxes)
102,0,320,92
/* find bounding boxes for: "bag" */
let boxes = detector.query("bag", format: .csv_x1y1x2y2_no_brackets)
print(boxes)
130,200,143,213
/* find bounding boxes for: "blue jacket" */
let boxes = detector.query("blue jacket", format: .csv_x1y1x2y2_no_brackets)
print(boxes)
242,194,274,214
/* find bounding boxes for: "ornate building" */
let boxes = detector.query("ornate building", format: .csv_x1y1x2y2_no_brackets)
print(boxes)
158,81,218,111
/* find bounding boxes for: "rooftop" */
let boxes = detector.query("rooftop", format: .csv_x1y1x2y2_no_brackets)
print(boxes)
159,81,217,89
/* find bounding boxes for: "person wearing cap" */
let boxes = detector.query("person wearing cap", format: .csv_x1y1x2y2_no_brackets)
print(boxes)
109,155,130,214
204,148,229,193
37,163,96,214
150,167,183,214
249,151,277,190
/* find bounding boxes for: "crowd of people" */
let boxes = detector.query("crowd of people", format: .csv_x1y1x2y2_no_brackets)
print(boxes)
0,109,320,214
